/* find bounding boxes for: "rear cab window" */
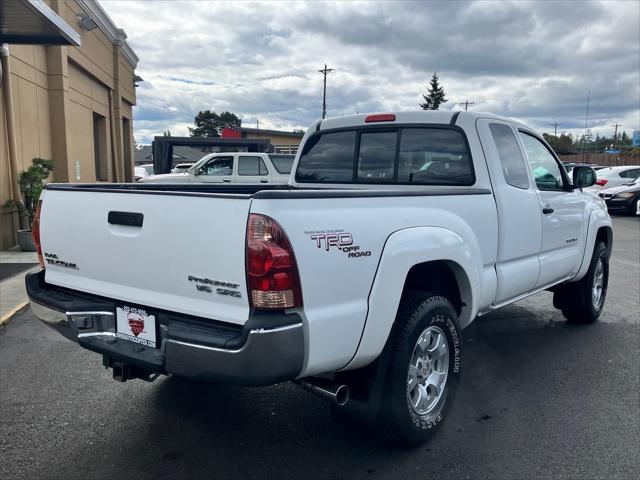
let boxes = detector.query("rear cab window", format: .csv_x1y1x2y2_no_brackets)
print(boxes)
296,126,473,185
489,123,530,189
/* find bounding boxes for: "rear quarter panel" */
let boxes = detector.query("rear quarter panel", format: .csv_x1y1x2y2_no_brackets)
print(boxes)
252,192,498,376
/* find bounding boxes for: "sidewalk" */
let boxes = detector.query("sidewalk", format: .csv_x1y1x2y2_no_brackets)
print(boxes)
0,248,39,326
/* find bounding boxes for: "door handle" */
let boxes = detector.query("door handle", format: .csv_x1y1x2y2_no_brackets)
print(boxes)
542,206,554,214
260,179,268,183
222,178,231,182
108,211,143,227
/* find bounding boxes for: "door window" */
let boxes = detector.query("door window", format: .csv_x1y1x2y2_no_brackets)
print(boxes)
519,132,564,190
489,123,529,189
200,157,233,176
238,156,268,176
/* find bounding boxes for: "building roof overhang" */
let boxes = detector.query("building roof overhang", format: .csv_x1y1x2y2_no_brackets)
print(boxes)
0,0,81,46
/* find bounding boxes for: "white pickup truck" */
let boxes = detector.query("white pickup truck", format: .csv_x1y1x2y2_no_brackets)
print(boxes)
139,152,294,184
26,111,612,445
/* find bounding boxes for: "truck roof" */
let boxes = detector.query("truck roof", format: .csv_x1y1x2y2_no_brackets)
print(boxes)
315,110,529,131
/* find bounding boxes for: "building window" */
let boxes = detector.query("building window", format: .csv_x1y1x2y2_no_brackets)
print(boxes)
93,113,108,181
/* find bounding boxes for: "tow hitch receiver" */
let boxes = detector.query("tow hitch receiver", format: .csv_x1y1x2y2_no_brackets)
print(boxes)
103,356,160,383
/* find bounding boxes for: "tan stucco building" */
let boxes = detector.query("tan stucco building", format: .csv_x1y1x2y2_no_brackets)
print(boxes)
238,128,304,154
1,0,138,249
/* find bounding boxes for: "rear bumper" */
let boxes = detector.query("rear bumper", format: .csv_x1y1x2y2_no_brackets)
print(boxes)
26,271,304,385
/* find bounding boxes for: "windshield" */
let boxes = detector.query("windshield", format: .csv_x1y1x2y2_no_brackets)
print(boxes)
269,154,295,174
187,154,215,173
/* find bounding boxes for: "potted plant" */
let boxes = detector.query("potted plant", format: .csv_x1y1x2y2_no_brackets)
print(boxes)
5,158,54,251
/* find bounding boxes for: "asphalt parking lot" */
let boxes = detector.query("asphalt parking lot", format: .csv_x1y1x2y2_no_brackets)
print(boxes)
1,216,638,479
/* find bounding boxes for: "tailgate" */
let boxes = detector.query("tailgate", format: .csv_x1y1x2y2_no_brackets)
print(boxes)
39,189,251,325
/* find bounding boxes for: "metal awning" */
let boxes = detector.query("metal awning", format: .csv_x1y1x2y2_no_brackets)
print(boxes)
0,0,81,46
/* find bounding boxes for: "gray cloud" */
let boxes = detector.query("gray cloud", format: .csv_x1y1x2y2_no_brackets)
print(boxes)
102,0,639,143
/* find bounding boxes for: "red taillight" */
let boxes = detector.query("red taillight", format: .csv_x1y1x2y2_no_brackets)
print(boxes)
246,214,302,309
595,179,608,186
365,113,396,123
32,200,44,268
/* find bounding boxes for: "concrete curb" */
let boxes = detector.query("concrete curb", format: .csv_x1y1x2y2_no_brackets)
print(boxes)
0,301,29,326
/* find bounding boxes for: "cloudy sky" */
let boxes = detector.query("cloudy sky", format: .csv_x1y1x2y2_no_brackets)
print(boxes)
101,0,639,144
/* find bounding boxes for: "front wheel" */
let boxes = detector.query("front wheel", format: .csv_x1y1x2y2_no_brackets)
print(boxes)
377,292,461,445
553,241,609,324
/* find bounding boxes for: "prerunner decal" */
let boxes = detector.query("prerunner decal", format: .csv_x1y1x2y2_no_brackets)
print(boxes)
187,275,242,298
305,229,372,259
43,252,79,270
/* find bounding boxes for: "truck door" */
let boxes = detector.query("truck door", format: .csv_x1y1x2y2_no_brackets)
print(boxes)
477,119,541,303
236,155,271,183
192,155,235,183
517,131,587,287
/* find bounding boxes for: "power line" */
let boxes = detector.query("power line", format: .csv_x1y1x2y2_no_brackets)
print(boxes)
137,96,196,119
318,64,334,119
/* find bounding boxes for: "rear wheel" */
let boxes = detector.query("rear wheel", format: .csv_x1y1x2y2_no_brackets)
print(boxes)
553,241,609,324
377,292,461,445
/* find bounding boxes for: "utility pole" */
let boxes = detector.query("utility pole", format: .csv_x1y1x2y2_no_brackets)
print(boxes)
459,99,475,111
582,89,590,163
550,122,561,148
612,123,622,149
318,64,334,119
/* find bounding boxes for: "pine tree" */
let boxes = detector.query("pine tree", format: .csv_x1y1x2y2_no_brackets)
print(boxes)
420,72,448,110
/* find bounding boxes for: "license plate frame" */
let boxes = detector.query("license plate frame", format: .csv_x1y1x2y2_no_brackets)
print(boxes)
115,305,158,348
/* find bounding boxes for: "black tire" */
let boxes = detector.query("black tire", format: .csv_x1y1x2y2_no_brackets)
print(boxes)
553,241,609,324
377,292,461,446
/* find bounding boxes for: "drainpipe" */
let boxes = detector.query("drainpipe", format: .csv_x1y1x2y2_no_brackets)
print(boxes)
1,44,22,211
108,88,120,182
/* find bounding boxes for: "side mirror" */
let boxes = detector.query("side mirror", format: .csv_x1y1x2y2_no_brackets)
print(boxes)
572,166,596,189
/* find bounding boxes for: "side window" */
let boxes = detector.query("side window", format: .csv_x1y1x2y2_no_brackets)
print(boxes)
620,168,640,179
268,154,294,174
357,131,396,182
201,156,233,176
296,131,356,183
489,123,529,189
238,156,268,176
397,128,473,185
519,132,564,190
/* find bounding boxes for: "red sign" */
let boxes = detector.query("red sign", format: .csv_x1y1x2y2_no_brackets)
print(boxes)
221,127,241,139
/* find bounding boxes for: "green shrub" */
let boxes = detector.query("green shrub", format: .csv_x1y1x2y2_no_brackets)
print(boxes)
5,158,54,227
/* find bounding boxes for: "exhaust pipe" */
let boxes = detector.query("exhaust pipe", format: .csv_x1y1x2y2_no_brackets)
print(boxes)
296,377,350,406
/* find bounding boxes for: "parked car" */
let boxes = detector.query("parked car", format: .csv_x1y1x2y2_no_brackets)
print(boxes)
26,111,612,446
171,163,195,174
586,165,640,191
562,162,604,175
139,153,294,184
598,177,640,214
137,163,154,176
133,166,149,181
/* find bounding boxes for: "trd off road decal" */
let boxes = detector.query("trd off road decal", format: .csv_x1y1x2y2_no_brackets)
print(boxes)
305,229,372,258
